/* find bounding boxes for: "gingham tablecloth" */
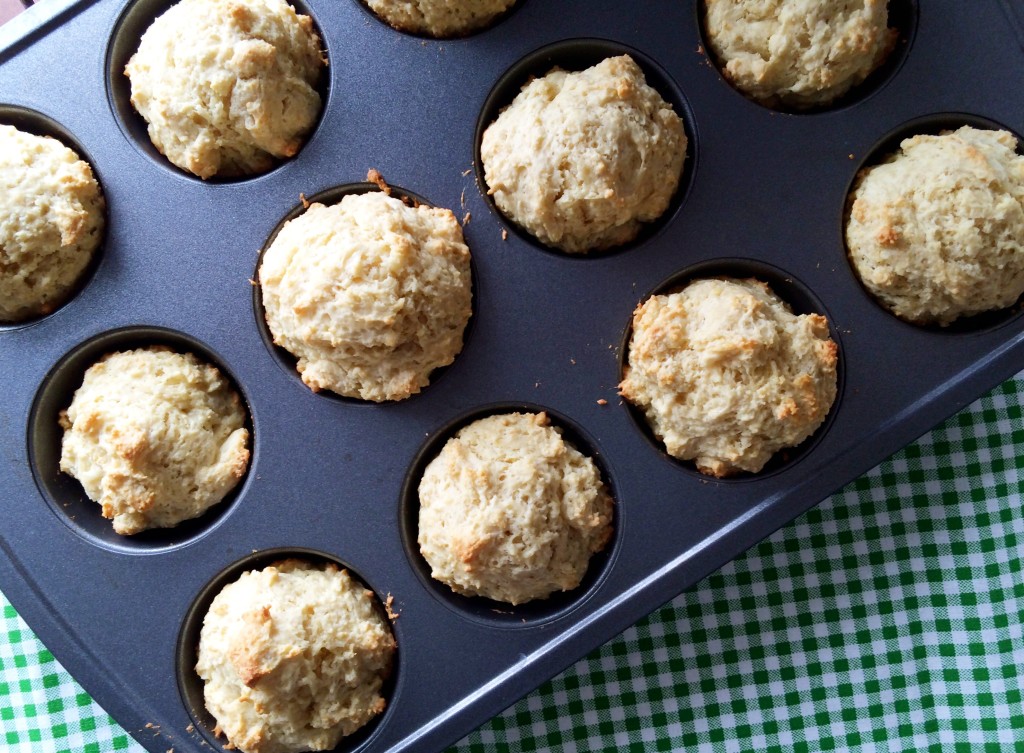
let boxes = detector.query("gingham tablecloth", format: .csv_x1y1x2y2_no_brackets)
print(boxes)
1,371,1022,753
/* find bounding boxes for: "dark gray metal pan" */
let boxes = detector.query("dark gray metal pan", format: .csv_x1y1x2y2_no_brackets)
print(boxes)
1,1,1022,751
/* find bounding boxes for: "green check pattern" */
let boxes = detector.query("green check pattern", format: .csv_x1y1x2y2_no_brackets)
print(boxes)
2,373,1023,753
0,608,135,753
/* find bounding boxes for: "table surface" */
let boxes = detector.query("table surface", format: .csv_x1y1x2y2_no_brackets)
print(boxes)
2,2,1023,751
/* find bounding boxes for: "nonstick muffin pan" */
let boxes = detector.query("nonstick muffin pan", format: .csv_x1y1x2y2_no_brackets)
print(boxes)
2,1,1023,752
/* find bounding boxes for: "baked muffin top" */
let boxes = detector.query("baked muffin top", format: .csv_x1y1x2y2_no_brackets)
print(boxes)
125,0,325,178
846,126,1024,326
0,124,104,321
59,346,250,534
418,412,613,604
364,0,515,37
704,0,895,107
620,278,838,477
481,55,687,254
259,190,472,401
197,560,395,753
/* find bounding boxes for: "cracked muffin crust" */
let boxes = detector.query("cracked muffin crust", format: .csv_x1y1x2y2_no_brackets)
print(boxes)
259,190,472,402
703,0,896,107
0,124,104,321
846,126,1024,326
196,560,395,753
59,346,250,534
364,0,515,37
418,412,614,605
480,55,687,254
125,0,325,178
620,278,838,477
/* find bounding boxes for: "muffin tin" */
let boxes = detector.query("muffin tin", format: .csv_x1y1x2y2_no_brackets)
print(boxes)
1,2,1023,752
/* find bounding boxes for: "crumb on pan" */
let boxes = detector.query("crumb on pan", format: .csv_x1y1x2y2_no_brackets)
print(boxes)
366,167,391,195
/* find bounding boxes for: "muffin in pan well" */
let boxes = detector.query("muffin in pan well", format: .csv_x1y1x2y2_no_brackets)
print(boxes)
846,126,1024,326
259,189,473,402
703,0,896,108
0,124,104,322
59,346,250,535
364,0,516,38
124,0,326,179
418,411,614,605
620,278,838,477
480,54,687,254
196,560,396,753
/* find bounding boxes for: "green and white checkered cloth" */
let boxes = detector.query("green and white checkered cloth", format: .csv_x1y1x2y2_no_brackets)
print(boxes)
2,373,1022,753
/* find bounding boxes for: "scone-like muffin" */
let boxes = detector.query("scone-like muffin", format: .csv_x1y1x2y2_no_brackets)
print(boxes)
418,412,614,605
260,191,472,401
620,278,838,477
125,0,325,179
704,0,896,107
196,560,395,753
0,125,104,322
846,126,1024,326
481,55,687,254
364,0,515,37
59,347,250,535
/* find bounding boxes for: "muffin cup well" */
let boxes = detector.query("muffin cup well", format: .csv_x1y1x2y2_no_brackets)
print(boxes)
842,113,1024,334
354,0,524,40
252,181,477,404
474,38,698,258
697,0,918,114
28,326,254,553
105,0,331,183
176,547,400,753
0,104,106,329
400,403,620,628
619,259,845,481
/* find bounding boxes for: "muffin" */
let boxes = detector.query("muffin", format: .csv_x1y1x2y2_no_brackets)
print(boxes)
703,0,896,107
196,560,395,753
418,412,614,605
480,55,687,254
125,0,325,179
364,0,515,37
0,124,104,322
59,347,250,535
259,190,472,401
846,126,1024,326
620,278,838,477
